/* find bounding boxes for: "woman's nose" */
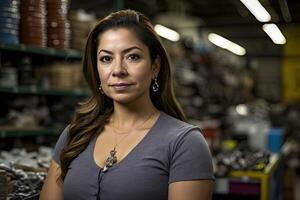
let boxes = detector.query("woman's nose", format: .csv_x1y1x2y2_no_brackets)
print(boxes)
112,58,127,77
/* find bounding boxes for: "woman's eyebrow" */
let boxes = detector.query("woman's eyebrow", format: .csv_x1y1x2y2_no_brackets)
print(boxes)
98,49,113,55
98,46,143,55
122,46,143,54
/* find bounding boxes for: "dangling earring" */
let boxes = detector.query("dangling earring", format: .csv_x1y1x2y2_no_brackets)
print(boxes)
152,78,159,92
99,85,104,94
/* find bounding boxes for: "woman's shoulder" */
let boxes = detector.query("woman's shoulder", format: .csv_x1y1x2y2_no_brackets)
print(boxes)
52,124,70,165
160,112,199,132
57,124,70,141
159,112,213,180
159,112,202,140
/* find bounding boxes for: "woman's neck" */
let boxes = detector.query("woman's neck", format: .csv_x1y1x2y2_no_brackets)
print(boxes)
111,97,158,130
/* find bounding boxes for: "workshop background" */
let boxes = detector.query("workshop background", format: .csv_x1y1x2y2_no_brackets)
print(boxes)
0,0,300,199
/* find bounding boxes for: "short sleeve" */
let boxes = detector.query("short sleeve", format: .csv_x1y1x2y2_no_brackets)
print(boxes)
52,125,70,165
169,128,214,183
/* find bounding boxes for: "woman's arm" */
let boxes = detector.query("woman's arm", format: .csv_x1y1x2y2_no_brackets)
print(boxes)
39,160,63,200
168,180,214,200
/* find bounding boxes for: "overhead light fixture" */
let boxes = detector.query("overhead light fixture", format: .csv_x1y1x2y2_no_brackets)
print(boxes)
208,33,246,56
240,0,271,22
154,24,180,42
262,23,286,44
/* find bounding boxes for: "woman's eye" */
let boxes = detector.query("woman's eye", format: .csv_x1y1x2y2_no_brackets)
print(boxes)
99,56,112,63
127,54,140,61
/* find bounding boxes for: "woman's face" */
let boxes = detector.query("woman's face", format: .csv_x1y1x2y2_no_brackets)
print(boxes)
97,28,160,104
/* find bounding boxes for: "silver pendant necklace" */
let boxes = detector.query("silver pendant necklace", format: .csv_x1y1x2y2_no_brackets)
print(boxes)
103,147,117,172
102,110,158,172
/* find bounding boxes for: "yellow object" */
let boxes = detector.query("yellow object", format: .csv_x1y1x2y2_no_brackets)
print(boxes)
282,58,300,102
229,154,279,200
283,25,300,102
221,140,237,151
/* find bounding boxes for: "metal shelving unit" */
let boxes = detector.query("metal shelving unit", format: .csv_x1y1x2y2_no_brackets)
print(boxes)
0,43,84,138
0,126,61,138
0,43,82,59
0,86,89,96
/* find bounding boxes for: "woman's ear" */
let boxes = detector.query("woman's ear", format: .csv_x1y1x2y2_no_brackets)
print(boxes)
152,55,161,79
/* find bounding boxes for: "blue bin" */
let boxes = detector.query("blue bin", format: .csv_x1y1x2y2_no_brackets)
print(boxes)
267,128,283,153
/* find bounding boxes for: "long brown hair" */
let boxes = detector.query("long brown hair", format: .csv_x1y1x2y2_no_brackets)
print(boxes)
59,9,186,181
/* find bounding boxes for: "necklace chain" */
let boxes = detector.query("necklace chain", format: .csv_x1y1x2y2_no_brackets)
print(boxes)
112,110,158,147
102,110,158,172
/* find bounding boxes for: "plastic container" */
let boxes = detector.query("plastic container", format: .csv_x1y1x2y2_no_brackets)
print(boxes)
267,128,283,153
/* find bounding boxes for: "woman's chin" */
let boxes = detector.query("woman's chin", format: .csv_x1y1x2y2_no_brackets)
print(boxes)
111,94,146,106
110,95,136,105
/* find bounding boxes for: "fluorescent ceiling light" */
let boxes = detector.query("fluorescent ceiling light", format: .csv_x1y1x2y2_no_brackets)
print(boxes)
208,33,246,56
154,24,180,42
262,23,286,44
240,0,271,22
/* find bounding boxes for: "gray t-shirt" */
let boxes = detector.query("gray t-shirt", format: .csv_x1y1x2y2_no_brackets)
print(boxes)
53,112,214,200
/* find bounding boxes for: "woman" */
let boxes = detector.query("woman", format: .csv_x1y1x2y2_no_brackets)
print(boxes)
40,9,214,200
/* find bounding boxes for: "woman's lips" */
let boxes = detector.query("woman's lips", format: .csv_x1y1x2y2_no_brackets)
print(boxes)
111,83,133,90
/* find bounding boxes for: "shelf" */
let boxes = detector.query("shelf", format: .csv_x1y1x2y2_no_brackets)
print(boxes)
0,43,82,59
0,86,90,96
229,154,279,178
214,154,282,199
229,154,281,200
0,126,61,138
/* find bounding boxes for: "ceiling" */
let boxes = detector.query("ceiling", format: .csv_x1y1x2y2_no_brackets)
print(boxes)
70,0,300,57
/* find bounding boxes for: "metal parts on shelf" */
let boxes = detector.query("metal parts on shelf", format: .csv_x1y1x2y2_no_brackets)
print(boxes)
0,147,52,199
0,165,46,200
214,149,271,177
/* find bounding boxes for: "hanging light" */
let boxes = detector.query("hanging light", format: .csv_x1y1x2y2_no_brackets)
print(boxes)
262,23,286,44
154,24,180,42
240,0,271,22
208,33,246,56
